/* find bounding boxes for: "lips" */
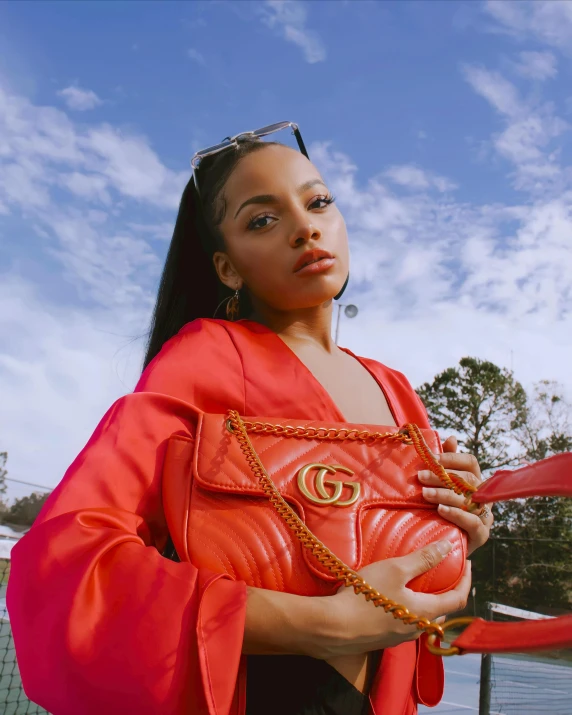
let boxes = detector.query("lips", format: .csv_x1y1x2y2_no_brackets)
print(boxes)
293,249,334,273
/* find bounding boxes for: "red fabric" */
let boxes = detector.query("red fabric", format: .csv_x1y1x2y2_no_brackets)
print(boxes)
453,615,572,654
476,452,572,502
8,318,443,714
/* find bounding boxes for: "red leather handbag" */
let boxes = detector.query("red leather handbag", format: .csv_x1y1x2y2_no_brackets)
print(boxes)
163,412,466,599
162,411,572,656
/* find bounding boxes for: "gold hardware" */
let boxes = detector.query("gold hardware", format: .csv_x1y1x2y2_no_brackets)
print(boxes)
225,410,480,655
297,463,360,507
226,288,240,321
426,617,475,656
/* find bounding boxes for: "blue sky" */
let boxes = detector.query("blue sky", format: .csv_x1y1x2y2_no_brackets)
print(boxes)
1,0,571,497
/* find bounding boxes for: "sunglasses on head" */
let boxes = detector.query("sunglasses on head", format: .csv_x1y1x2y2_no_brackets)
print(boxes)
190,121,309,197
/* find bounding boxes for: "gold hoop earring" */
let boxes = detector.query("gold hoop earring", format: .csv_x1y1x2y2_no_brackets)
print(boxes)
226,288,240,321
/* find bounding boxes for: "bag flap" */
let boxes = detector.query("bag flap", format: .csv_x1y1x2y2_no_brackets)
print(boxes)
194,413,442,507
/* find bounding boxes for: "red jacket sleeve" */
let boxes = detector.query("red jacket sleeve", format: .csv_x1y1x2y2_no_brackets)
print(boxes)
7,320,247,715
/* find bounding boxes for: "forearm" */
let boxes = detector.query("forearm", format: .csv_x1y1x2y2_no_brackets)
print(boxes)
243,586,335,658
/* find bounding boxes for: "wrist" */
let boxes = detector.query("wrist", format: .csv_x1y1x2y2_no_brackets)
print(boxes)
243,587,347,658
304,594,352,659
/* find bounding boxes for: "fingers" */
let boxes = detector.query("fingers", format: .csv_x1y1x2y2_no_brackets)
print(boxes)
422,486,466,508
436,452,481,480
394,539,453,580
425,561,472,618
418,469,481,489
437,504,492,554
442,436,458,453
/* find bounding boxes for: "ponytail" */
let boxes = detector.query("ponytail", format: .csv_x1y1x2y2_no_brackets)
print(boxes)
142,139,273,371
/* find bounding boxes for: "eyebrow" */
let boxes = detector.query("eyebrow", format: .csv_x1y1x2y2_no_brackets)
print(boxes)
233,179,328,219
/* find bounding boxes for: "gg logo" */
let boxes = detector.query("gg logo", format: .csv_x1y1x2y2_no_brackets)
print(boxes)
297,463,360,507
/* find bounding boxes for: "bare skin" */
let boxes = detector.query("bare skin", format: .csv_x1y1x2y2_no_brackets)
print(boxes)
209,143,492,692
278,328,397,689
280,334,397,426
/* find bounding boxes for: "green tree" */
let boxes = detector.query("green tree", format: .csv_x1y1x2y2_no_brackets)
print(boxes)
0,452,7,498
419,363,572,613
416,357,528,471
492,380,572,610
515,380,572,461
0,452,9,518
7,492,50,527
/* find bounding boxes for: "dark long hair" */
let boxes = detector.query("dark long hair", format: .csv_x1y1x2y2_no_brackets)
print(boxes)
142,138,280,371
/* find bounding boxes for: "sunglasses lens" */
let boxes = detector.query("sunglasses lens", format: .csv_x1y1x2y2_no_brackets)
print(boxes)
253,121,292,138
191,121,305,176
196,139,232,158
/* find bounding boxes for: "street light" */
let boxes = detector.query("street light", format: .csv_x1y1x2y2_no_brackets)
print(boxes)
334,303,358,344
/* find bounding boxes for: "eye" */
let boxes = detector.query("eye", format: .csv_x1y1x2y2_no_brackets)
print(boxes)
246,213,276,231
308,194,336,210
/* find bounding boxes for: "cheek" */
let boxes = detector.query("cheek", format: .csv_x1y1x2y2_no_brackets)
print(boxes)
330,212,350,260
231,241,285,289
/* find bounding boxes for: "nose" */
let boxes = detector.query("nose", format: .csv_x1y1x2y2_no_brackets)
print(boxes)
289,216,322,248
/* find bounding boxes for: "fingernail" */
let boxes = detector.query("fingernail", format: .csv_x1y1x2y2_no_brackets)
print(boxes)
439,504,450,513
436,539,452,557
423,487,437,498
418,470,431,482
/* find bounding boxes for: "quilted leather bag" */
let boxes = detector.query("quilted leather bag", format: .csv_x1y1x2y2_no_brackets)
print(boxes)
162,411,467,598
163,411,572,655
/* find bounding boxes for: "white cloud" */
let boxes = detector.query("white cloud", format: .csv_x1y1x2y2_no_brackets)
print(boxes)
46,212,160,309
259,0,326,64
0,85,187,214
484,0,572,51
0,81,188,499
462,65,525,118
187,48,206,65
59,172,111,203
512,50,558,81
57,85,103,111
384,165,457,192
462,64,569,194
82,124,186,208
312,140,572,402
0,275,145,500
127,222,175,241
1,69,572,505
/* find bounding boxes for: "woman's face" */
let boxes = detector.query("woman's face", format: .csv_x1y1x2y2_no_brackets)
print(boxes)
214,144,349,314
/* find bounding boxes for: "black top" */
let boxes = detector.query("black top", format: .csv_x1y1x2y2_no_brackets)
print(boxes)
246,655,375,715
162,539,374,714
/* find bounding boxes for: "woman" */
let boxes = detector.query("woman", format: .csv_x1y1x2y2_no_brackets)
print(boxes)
8,123,491,715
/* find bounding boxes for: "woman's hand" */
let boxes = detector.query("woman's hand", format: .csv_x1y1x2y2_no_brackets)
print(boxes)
319,539,472,659
418,436,493,556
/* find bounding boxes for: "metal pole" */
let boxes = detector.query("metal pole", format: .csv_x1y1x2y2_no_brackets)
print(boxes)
478,603,493,715
334,304,342,344
492,540,496,602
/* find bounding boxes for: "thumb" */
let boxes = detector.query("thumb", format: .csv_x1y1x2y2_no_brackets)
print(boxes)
397,539,453,580
442,435,458,453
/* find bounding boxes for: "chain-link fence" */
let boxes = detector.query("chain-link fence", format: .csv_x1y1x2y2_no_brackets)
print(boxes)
478,602,572,715
0,557,48,714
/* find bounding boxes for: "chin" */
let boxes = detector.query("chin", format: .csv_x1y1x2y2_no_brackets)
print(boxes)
287,288,343,311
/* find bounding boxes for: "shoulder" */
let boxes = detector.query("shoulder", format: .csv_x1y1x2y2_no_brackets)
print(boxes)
135,319,245,412
141,319,236,373
356,354,431,427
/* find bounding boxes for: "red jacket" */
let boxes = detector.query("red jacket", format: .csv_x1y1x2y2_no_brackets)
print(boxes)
8,319,443,714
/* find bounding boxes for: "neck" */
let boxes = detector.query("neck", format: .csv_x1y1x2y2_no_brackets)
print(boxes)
249,301,337,353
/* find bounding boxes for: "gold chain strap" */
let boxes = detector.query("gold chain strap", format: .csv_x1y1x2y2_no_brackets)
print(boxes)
231,415,478,503
226,411,480,654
